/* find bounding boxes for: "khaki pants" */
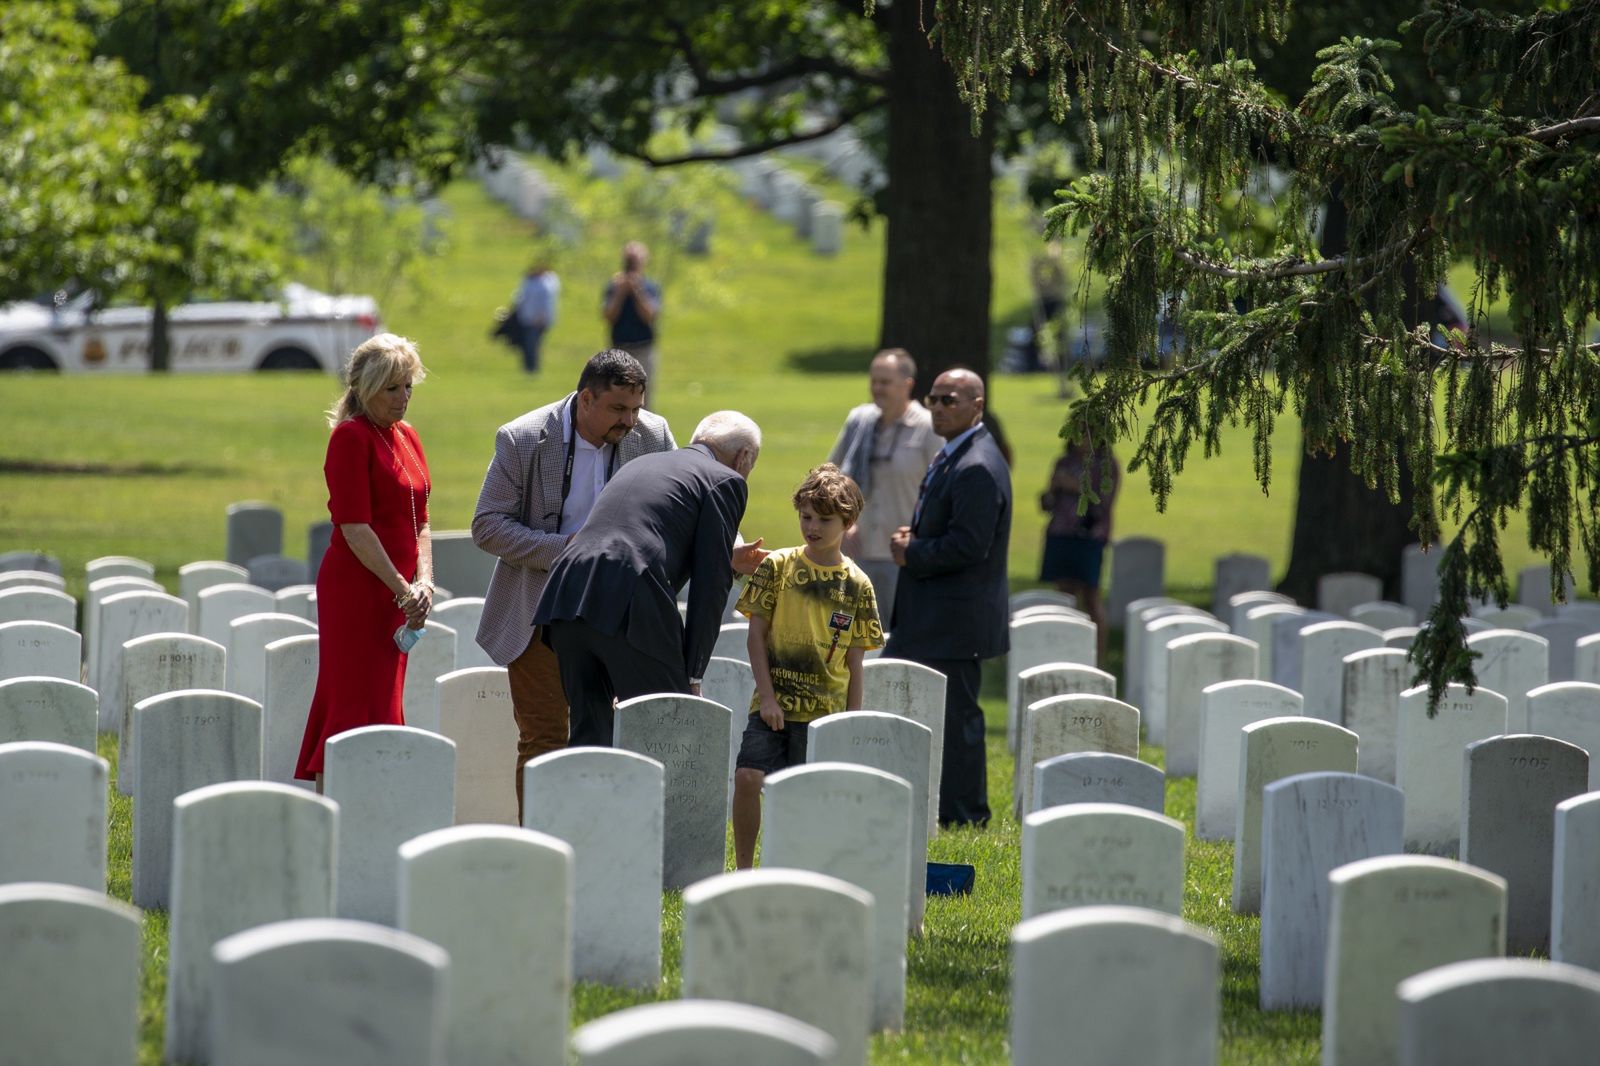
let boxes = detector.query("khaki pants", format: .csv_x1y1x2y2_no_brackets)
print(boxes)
508,628,569,818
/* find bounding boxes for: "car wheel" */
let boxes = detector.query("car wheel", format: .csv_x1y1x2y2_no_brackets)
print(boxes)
258,347,321,371
0,346,59,371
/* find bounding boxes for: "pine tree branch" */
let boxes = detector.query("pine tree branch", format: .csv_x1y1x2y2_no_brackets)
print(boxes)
1525,115,1600,143
622,97,887,166
665,19,888,95
1173,226,1431,280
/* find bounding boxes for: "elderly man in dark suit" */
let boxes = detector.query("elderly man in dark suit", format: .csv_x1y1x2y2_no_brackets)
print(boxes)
534,411,765,746
471,349,676,812
885,368,1012,827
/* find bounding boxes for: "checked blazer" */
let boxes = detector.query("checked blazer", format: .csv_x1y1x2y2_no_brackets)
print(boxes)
470,393,676,665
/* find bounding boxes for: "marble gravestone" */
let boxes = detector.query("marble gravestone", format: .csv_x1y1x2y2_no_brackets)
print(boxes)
682,870,873,1066
429,598,490,669
1400,543,1441,618
1516,562,1575,615
0,740,108,890
1164,633,1258,777
1212,552,1271,618
861,657,945,839
808,710,933,933
165,783,337,1065
1010,589,1081,614
0,676,97,753
1123,599,1197,708
1466,629,1549,731
0,585,76,629
1228,590,1293,633
245,554,308,592
570,1000,838,1066
1232,717,1359,914
131,690,261,909
1396,958,1600,1066
209,918,448,1066
1108,536,1165,627
1527,618,1590,683
522,748,664,989
1241,604,1306,684
1526,682,1600,789
764,762,914,1032
1257,772,1404,1010
1270,610,1339,691
1033,751,1166,815
262,635,317,788
83,576,163,683
1340,647,1412,784
324,725,456,925
1578,633,1600,687
399,826,573,1066
430,530,496,599
1395,683,1509,855
225,501,284,566
1317,572,1383,619
1010,906,1219,1066
0,569,62,591
1144,614,1230,746
85,555,156,583
713,622,750,663
119,633,226,796
1007,616,1098,752
1384,626,1421,650
1554,793,1600,969
1322,855,1507,1066
0,620,80,683
435,666,517,825
226,612,317,708
95,590,188,727
402,621,459,733
272,585,316,622
614,694,733,891
1022,803,1184,919
1349,601,1417,632
0,883,142,1066
703,655,755,818
1460,734,1588,955
0,550,61,574
1194,680,1303,841
196,583,275,650
1472,603,1543,631
178,561,249,626
1015,694,1139,817
1298,621,1384,723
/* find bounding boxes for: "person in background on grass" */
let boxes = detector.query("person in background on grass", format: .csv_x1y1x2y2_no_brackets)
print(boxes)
1039,430,1119,665
602,241,662,407
732,464,882,869
827,347,943,610
296,334,433,790
512,262,560,373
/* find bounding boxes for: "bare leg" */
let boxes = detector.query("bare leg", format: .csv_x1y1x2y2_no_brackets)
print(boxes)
314,772,324,795
732,768,766,869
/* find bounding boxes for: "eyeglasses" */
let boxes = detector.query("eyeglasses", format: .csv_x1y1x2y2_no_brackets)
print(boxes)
925,393,964,408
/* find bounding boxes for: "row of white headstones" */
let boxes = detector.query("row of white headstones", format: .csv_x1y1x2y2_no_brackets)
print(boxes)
7,556,1600,1063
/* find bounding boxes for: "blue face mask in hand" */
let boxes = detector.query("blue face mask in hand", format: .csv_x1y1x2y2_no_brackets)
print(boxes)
394,624,427,653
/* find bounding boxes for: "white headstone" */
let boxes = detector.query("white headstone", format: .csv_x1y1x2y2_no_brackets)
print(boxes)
399,825,573,1066
1241,603,1307,683
0,585,75,629
1212,553,1271,618
1471,603,1543,630
1517,562,1576,615
713,622,750,663
1194,680,1303,840
225,502,284,566
226,611,317,707
209,918,448,1066
1526,618,1591,683
1229,590,1293,633
1124,601,1203,708
1023,803,1184,919
1258,771,1404,1009
1108,537,1165,627
1271,609,1339,690
1323,855,1507,1066
1143,614,1229,745
0,741,107,889
705,655,756,816
1578,633,1600,687
1010,906,1219,1066
615,693,733,891
1554,793,1600,969
0,551,61,575
86,555,155,583
681,870,873,1066
1016,694,1139,816
862,657,946,840
1461,734,1588,954
246,554,309,592
196,583,274,649
764,762,914,1031
571,1000,838,1066
0,570,63,593
0,676,97,753
1400,544,1441,618
1526,682,1600,789
262,635,318,788
0,883,141,1066
430,598,491,669
434,665,516,824
94,590,188,726
1466,628,1549,731
1341,647,1413,783
179,561,249,627
165,782,337,1064
523,747,663,989
1384,625,1421,649
1396,683,1509,855
272,584,317,622
1349,601,1418,631
1165,633,1259,777
402,621,458,732
1007,616,1098,752
1010,589,1080,615
1033,751,1165,814
131,689,261,908
324,725,456,924
807,711,933,932
1299,621,1384,723
119,632,226,795
1396,958,1600,1066
1232,717,1359,913
1318,572,1384,618
0,620,80,683
810,200,844,255
431,530,497,599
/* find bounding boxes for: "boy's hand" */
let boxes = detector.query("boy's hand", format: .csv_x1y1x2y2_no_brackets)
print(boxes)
759,696,786,731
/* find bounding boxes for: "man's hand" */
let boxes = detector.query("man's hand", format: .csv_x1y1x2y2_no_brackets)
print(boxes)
689,680,702,698
732,537,768,575
759,696,786,732
890,526,913,566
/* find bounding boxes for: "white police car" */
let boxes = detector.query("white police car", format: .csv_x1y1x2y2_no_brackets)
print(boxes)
0,283,381,373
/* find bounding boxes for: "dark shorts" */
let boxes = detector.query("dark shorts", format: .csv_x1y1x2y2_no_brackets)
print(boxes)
1040,534,1106,585
735,714,811,774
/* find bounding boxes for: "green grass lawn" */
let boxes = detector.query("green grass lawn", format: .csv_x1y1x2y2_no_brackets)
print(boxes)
4,157,1542,1063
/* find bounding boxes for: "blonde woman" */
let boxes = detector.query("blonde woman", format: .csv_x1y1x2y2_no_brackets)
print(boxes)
296,334,434,787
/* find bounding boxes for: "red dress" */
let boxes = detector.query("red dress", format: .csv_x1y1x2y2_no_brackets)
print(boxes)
295,416,430,778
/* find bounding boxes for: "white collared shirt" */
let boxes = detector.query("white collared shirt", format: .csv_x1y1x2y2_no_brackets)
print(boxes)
558,400,614,533
939,422,982,460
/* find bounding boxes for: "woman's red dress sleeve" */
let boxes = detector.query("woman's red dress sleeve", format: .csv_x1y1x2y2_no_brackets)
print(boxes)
325,421,372,524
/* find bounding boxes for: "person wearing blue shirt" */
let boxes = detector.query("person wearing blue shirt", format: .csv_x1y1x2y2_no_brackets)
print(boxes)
513,264,560,373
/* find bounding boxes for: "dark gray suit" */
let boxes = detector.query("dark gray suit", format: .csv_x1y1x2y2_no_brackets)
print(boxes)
533,443,747,745
885,424,1011,826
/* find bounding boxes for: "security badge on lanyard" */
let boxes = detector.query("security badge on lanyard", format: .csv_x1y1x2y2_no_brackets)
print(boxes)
825,610,854,663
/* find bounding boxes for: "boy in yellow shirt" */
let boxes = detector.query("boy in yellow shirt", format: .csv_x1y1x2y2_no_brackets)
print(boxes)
732,463,884,868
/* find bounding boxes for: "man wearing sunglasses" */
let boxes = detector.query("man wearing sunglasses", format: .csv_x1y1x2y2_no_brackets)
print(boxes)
885,367,1012,828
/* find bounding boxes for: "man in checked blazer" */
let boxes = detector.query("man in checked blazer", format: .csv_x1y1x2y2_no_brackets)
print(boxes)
472,349,675,813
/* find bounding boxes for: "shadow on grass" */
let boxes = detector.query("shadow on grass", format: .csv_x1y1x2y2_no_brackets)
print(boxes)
0,457,232,477
785,344,877,374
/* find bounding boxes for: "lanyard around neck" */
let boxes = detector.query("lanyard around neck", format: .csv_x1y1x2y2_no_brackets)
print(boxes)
555,395,620,532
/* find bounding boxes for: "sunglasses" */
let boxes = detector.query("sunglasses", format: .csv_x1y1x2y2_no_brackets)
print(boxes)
925,393,964,407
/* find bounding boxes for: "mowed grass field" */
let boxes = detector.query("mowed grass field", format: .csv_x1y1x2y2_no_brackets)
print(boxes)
0,158,1545,1064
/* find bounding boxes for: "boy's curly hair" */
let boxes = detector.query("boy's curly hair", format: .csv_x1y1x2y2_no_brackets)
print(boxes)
792,463,865,527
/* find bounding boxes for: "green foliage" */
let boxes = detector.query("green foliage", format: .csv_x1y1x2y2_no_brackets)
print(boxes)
940,0,1600,707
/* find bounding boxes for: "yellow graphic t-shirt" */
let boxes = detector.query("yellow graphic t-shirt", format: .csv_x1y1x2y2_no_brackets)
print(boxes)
735,546,884,723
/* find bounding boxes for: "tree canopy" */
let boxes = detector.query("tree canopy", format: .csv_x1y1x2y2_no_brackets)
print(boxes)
940,0,1600,702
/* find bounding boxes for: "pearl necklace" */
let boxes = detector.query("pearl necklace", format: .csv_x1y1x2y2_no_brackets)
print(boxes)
364,415,430,541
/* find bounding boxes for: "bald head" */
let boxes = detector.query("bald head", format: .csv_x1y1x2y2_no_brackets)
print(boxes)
926,367,985,440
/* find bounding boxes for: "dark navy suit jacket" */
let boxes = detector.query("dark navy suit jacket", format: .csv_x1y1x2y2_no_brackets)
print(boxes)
533,443,747,680
889,424,1012,660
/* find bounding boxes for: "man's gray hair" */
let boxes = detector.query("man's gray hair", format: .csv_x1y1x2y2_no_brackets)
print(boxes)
691,410,762,456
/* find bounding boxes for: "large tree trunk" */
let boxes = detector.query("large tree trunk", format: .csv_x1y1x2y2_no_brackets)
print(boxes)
1278,442,1416,604
879,2,994,400
150,299,171,373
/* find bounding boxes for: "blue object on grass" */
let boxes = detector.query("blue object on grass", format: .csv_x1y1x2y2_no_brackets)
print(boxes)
926,861,975,896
